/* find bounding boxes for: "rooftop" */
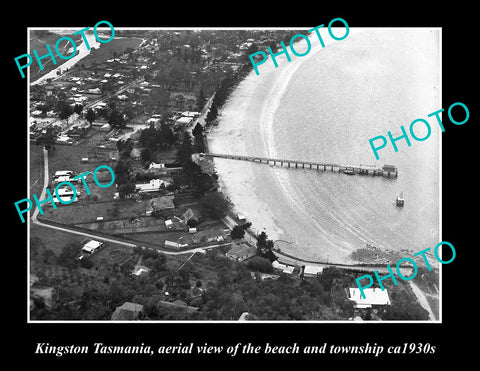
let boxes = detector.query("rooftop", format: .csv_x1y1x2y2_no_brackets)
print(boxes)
347,288,391,308
111,302,144,320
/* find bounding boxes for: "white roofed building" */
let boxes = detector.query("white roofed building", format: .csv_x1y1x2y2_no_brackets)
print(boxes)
81,240,103,254
347,288,391,309
303,265,324,278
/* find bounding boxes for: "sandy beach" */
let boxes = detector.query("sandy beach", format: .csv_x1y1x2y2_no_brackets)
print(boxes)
207,27,440,266
207,28,362,263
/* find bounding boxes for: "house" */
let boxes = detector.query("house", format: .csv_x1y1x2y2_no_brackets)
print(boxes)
164,240,188,250
303,265,324,278
149,162,165,170
111,302,144,320
175,116,194,126
182,208,201,224
346,288,391,309
250,272,280,280
145,195,175,216
226,241,257,262
81,240,103,254
238,312,251,321
135,179,171,193
157,300,198,313
132,265,151,277
272,260,295,274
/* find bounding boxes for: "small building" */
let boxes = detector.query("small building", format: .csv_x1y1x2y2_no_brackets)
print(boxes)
111,302,144,320
164,219,173,229
238,312,251,321
272,260,295,274
175,116,193,126
100,123,111,131
146,195,175,216
54,170,75,179
132,265,151,277
347,288,391,309
81,240,103,254
149,162,165,170
303,265,324,278
250,272,280,280
157,300,198,313
182,208,201,224
226,241,257,262
135,179,171,193
164,240,188,250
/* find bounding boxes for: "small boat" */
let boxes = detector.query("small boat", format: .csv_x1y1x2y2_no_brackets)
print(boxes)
396,192,404,207
343,167,355,175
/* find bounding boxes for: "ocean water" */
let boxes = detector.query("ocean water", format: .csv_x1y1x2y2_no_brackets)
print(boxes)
252,29,441,262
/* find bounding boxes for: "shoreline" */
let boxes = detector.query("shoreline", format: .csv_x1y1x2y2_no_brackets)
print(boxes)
207,29,364,264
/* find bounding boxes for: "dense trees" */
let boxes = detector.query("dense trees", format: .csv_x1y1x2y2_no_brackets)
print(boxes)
138,123,175,153
30,236,431,321
199,192,230,220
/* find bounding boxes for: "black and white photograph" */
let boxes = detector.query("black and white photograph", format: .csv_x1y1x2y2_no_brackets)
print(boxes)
8,7,475,363
25,25,441,322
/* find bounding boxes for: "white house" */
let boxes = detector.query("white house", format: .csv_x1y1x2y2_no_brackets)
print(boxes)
149,162,165,170
81,240,104,254
135,179,171,193
303,265,324,277
226,241,256,262
347,288,391,309
272,260,294,274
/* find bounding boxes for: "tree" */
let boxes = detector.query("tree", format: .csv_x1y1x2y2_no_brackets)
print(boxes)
109,109,126,129
246,256,273,273
36,126,57,152
58,243,80,268
114,159,132,185
199,192,229,220
176,132,194,165
196,87,206,111
192,122,205,153
205,102,218,124
230,222,252,239
192,122,204,138
141,147,153,163
73,104,83,115
85,108,96,124
231,225,246,239
256,231,276,261
57,100,73,121
116,139,134,159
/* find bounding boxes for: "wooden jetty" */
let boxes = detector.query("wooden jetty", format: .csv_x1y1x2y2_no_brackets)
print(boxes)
201,153,398,178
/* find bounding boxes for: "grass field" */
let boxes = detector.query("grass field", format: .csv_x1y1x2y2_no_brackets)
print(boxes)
80,37,143,67
29,31,84,79
30,144,44,197
30,224,87,255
